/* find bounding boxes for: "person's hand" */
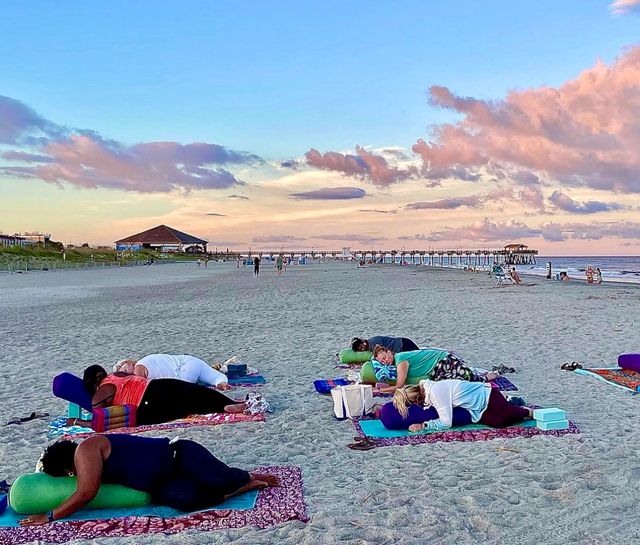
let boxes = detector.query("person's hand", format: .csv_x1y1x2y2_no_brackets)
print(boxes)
217,382,231,391
66,418,78,427
408,423,425,433
19,514,49,526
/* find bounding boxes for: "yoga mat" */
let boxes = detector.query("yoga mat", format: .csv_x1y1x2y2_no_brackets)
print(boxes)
354,417,579,447
0,491,258,527
0,466,308,545
228,374,266,385
360,418,537,438
490,376,518,391
575,367,640,393
48,412,265,440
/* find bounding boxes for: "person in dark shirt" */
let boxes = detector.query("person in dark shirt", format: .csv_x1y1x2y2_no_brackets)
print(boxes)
19,435,279,525
350,336,420,353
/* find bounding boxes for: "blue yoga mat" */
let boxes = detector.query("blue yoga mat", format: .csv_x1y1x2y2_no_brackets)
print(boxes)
228,375,266,385
360,418,537,438
0,490,258,527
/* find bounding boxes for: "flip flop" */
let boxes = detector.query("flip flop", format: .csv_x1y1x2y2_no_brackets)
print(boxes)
353,436,375,444
20,412,49,423
347,442,376,451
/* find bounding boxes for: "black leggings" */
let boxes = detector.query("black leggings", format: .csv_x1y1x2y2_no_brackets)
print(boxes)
153,439,251,511
136,379,238,425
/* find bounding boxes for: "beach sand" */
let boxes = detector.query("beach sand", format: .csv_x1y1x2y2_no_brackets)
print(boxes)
1,261,639,545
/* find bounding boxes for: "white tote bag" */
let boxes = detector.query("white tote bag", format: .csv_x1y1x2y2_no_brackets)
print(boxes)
331,384,373,420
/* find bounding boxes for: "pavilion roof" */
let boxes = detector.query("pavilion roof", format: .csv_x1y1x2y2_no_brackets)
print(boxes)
115,225,208,245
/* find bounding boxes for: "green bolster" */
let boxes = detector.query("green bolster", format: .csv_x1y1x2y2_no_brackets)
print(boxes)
359,361,396,385
9,473,151,514
338,349,373,364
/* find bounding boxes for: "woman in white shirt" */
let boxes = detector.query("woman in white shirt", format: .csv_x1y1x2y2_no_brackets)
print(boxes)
393,379,532,432
113,354,229,389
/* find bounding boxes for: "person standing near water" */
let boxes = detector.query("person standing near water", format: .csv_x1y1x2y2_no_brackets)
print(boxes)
254,256,260,277
276,254,284,276
546,261,552,279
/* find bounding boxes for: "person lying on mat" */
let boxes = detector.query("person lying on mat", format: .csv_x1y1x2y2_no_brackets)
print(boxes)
69,365,248,429
351,335,420,353
19,435,279,526
370,345,499,394
393,380,533,432
113,354,229,390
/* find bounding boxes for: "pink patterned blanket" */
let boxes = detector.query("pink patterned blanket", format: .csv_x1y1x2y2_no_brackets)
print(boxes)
0,466,307,545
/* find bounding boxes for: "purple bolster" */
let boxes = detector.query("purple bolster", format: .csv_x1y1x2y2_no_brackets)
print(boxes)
618,354,640,372
52,373,93,411
379,402,473,430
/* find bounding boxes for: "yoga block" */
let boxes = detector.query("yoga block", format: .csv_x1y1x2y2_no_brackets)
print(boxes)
67,403,82,419
533,408,565,422
227,363,247,378
537,419,569,431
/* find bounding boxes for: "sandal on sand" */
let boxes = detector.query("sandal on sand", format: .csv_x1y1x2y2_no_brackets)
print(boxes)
4,412,50,426
353,436,375,444
561,362,582,371
347,442,376,451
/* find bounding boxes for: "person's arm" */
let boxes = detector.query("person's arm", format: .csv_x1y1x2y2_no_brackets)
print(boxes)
92,384,116,409
19,439,104,525
415,384,454,432
378,361,408,394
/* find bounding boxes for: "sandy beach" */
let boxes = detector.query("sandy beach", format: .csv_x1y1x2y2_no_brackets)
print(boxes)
1,261,639,545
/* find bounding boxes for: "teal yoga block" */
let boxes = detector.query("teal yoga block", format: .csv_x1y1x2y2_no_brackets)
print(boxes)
537,419,569,431
533,408,565,422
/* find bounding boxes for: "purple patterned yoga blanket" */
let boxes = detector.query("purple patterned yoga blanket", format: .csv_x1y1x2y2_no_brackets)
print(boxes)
352,418,579,448
0,466,308,545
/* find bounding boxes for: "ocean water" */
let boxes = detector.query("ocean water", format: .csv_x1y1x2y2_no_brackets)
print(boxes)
378,254,640,284
521,256,640,284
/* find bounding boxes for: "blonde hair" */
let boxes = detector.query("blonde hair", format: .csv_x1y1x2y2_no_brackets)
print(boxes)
372,344,393,359
392,385,424,419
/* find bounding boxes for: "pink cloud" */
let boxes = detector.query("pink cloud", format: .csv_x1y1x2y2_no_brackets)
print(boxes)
252,235,306,243
414,47,640,193
305,146,416,186
610,0,640,14
548,191,625,214
0,94,260,192
407,219,640,243
289,187,367,200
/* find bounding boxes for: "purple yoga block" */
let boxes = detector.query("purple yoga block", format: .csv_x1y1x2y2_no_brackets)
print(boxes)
618,354,640,372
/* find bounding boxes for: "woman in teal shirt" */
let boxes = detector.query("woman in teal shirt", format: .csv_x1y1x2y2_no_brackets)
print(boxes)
372,345,497,394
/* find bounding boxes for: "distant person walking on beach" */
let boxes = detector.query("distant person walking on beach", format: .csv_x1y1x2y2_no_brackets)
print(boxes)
276,255,284,276
253,257,260,277
546,261,552,279
509,267,522,285
594,267,603,284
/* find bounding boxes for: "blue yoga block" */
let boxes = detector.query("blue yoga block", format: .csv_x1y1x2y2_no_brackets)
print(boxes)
537,419,569,431
533,408,566,422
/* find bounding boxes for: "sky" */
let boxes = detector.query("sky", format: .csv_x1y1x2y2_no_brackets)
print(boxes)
2,0,640,254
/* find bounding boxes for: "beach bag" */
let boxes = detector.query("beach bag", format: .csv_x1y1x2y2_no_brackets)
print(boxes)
331,384,373,420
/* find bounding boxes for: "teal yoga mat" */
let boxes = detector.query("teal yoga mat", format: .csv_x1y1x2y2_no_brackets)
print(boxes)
360,418,537,438
0,490,258,527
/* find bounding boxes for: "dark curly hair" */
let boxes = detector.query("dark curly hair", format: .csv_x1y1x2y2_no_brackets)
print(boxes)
41,440,78,477
82,364,108,395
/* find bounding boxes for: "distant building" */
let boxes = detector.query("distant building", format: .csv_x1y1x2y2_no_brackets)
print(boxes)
16,232,51,243
0,234,36,247
115,225,208,253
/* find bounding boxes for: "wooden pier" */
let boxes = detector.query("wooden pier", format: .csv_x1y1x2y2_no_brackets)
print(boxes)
209,244,538,266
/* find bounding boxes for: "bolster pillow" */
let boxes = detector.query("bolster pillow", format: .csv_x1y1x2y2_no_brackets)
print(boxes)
9,473,151,514
91,404,137,432
618,354,640,372
52,373,93,412
379,402,473,430
338,349,372,364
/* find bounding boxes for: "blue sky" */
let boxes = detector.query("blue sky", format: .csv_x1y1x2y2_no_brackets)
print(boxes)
2,0,638,157
2,1,640,253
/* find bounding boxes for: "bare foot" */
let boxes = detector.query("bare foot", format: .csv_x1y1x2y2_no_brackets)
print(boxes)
224,402,246,414
250,473,279,486
485,372,500,381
